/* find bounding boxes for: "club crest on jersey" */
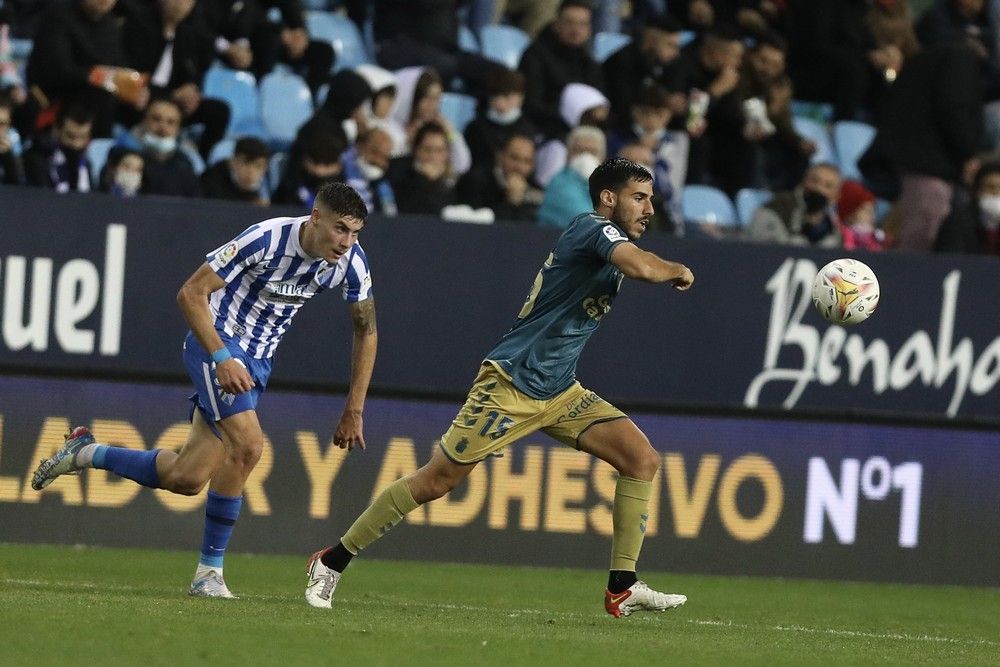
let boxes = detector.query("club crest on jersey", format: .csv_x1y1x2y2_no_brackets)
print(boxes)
602,225,625,243
217,242,239,265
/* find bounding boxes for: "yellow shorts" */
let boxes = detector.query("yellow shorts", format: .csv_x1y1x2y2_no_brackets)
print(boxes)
439,363,628,464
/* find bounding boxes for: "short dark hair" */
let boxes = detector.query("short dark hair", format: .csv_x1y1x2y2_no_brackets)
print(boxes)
315,182,368,222
484,68,527,97
559,0,593,13
588,157,653,206
57,103,94,127
0,90,14,114
634,83,671,110
412,120,449,151
302,122,347,164
974,162,1000,192
234,137,270,161
754,31,788,53
502,133,535,151
644,14,682,34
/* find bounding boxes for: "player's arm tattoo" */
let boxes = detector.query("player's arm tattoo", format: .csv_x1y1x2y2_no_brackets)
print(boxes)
351,297,377,335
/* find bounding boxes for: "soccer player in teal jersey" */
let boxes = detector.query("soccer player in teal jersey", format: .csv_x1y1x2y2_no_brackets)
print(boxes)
306,158,694,617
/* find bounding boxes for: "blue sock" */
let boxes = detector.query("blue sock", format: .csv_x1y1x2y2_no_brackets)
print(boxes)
93,446,161,488
199,491,242,568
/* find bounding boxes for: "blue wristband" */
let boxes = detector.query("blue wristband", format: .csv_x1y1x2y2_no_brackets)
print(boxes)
211,347,232,364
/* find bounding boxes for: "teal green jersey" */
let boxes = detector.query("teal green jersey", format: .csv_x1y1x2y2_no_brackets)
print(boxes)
485,212,630,399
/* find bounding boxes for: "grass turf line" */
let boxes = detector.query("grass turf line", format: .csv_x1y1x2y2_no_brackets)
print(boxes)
0,544,996,666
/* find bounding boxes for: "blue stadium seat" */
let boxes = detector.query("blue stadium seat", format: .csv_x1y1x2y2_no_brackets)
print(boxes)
682,185,739,227
832,120,877,181
479,24,530,69
792,117,835,166
207,138,237,166
459,24,479,53
592,32,630,62
790,99,834,124
306,11,372,72
439,92,478,133
10,38,33,60
86,138,116,181
259,69,313,148
203,65,267,138
735,188,773,226
679,30,696,47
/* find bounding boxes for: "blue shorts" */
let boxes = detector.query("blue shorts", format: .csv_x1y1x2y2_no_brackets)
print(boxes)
183,331,272,439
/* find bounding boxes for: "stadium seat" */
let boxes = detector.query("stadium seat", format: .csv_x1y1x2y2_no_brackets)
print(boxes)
679,30,696,47
792,117,835,166
259,69,313,148
439,92,477,133
459,24,479,53
306,11,372,72
790,99,834,124
681,185,739,227
832,120,877,181
180,143,206,175
592,32,630,62
10,38,32,60
735,188,773,226
86,138,116,181
207,138,236,165
479,24,530,69
203,65,267,139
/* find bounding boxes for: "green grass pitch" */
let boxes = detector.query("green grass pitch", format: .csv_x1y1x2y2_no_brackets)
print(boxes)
0,544,996,666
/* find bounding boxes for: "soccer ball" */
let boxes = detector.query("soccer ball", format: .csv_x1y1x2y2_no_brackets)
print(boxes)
811,258,880,326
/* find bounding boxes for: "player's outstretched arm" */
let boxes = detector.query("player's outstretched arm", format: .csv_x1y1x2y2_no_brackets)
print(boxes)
332,297,378,451
177,263,254,394
610,243,694,290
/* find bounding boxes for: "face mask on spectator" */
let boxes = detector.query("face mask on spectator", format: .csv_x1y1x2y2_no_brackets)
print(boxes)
342,119,358,143
569,152,601,180
487,107,522,125
114,169,142,196
980,195,1000,227
802,189,829,214
142,132,176,155
358,158,384,182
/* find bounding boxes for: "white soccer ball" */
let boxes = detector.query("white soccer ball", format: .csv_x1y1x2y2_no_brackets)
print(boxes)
811,258,880,326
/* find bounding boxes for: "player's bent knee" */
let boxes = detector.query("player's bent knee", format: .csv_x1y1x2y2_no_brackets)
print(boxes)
162,470,209,496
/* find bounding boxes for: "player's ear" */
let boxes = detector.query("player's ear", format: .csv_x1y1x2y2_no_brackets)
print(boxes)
600,189,615,209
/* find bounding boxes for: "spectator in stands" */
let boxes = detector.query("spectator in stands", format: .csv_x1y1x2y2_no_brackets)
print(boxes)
534,82,609,187
201,136,270,205
391,67,471,175
26,0,148,138
917,0,992,54
273,120,347,207
355,64,407,157
971,161,1000,254
677,26,749,195
456,133,542,223
602,14,686,130
737,31,815,190
0,92,23,184
669,0,781,38
537,124,606,228
608,84,688,229
519,0,605,139
463,68,537,169
1,9,27,107
342,127,398,217
121,0,229,159
23,103,94,192
387,121,456,216
201,0,334,96
99,147,144,198
746,162,843,247
492,0,560,36
838,180,885,251
123,97,201,197
372,0,504,94
786,0,896,121
860,43,983,251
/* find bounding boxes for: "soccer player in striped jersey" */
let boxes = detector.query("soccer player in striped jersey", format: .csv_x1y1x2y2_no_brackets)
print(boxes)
32,183,378,598
306,159,694,617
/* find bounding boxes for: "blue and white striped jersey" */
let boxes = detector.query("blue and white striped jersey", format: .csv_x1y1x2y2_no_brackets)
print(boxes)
206,215,373,359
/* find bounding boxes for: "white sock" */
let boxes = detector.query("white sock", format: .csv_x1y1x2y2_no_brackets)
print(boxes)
195,563,223,578
74,443,100,467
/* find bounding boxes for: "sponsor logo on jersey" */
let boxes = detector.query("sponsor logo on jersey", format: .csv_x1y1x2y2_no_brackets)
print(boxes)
602,225,625,243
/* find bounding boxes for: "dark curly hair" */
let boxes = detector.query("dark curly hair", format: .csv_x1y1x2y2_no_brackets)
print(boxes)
315,182,368,223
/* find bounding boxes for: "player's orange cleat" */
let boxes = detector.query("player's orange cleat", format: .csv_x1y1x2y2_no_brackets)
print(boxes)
605,581,687,617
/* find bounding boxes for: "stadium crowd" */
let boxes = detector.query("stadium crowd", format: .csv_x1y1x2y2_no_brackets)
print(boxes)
1,0,999,254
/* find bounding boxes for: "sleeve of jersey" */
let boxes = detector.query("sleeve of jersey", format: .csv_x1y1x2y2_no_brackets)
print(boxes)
580,220,630,262
206,226,271,284
341,244,374,302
